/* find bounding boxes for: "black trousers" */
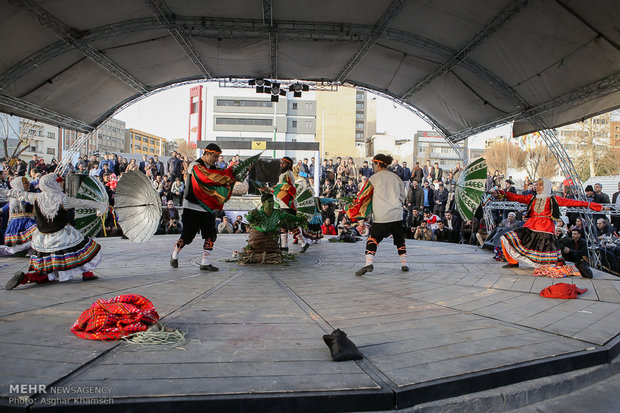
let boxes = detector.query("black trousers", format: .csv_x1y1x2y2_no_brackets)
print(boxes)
179,208,217,248
366,221,406,256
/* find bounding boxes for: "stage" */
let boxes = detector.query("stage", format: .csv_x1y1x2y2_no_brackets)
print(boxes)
1,235,619,412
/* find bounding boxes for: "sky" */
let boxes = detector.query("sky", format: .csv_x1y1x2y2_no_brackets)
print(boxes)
115,82,509,150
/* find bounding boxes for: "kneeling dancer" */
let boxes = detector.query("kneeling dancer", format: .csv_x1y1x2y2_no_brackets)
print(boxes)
1,177,37,256
347,154,408,276
5,174,107,290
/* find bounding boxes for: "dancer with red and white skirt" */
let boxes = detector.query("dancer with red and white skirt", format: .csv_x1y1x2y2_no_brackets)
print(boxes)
494,178,604,269
3,174,107,290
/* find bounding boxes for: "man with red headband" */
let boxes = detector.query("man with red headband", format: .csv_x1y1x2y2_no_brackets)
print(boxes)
272,156,309,253
350,153,408,276
170,143,223,271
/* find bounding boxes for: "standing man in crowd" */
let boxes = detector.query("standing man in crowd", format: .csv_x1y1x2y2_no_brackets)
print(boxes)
138,154,148,174
431,162,443,183
359,161,373,179
169,143,223,272
411,161,423,186
402,162,412,193
352,154,408,276
421,180,434,213
167,151,183,181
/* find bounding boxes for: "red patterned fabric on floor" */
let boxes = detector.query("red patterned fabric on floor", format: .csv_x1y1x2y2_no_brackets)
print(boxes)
533,264,580,278
71,294,159,340
539,283,587,299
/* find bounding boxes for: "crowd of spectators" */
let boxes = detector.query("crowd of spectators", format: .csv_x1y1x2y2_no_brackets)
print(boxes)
2,152,618,253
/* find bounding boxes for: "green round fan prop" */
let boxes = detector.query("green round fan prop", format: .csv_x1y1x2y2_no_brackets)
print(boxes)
455,157,487,221
74,176,109,238
295,181,318,220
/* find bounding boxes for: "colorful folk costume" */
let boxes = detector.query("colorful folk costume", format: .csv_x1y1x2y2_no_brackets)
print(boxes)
293,172,323,243
4,174,107,290
499,178,602,269
272,157,309,253
346,154,408,276
1,177,36,255
243,193,307,261
170,143,232,271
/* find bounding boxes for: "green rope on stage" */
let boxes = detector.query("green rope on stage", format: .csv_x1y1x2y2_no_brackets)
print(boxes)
122,324,185,347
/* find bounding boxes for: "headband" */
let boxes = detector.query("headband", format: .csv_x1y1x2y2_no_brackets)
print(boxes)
282,158,293,165
204,149,221,154
373,158,387,166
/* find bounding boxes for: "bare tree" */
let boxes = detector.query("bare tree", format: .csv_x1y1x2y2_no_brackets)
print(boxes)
564,113,610,181
525,146,558,179
0,114,38,161
483,140,526,173
171,138,195,160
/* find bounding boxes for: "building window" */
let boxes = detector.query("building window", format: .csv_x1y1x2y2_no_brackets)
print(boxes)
356,92,364,100
150,149,154,153
356,113,364,120
29,129,36,135
356,103,364,110
292,103,298,110
47,132,55,138
135,136,141,142
356,132,364,139
216,99,272,107
292,120,297,127
47,148,55,155
215,118,273,126
150,139,155,144
356,122,364,129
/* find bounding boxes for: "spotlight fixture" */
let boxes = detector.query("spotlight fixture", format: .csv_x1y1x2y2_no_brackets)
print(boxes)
289,82,309,97
266,82,287,102
249,78,271,93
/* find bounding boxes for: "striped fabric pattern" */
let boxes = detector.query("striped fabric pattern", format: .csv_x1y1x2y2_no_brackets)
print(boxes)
345,180,373,222
5,223,36,246
190,165,236,213
273,173,297,210
29,238,101,273
503,231,562,264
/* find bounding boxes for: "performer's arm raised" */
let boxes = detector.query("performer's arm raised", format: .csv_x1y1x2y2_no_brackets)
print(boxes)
555,196,603,211
498,190,533,204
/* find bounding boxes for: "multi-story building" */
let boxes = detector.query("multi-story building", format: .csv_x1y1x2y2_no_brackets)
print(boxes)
412,130,467,171
19,119,59,163
125,128,167,157
60,118,127,159
203,84,317,161
315,88,376,159
94,118,126,154
609,109,620,152
196,84,376,162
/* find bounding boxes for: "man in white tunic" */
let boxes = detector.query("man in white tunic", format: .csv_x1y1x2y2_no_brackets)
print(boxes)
355,154,408,276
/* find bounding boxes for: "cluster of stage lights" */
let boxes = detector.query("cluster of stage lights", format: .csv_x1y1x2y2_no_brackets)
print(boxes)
248,79,310,102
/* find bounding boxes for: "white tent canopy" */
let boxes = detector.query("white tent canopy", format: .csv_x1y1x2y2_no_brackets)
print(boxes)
0,0,618,141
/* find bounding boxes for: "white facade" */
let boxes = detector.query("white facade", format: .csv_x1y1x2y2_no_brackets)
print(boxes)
202,84,317,161
19,120,59,163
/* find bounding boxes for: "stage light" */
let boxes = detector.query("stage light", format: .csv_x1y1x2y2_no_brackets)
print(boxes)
289,83,310,97
268,83,287,102
249,78,271,93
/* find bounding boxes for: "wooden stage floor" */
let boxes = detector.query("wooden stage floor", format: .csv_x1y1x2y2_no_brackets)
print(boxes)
1,235,619,412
